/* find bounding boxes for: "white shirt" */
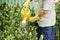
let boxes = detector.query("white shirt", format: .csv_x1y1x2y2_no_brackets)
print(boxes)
33,0,56,27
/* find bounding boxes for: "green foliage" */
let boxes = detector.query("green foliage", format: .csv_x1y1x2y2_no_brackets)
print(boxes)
55,1,60,40
0,1,60,40
0,3,38,40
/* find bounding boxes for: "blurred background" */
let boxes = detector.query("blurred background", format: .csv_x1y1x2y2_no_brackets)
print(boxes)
0,0,60,40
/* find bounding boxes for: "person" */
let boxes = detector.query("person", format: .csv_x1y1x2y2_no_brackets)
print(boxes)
28,0,56,40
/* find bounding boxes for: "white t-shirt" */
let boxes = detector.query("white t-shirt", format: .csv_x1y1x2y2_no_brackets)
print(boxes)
33,0,56,27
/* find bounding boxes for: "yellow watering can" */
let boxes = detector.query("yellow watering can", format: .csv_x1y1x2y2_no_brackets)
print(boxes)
21,0,40,23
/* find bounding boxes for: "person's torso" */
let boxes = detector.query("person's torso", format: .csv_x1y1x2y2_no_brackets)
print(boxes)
29,0,56,27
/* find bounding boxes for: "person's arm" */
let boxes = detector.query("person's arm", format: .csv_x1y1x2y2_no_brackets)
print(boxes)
38,0,54,17
38,10,48,17
28,10,48,22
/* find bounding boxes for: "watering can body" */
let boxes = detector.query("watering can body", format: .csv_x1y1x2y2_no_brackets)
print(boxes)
21,0,40,22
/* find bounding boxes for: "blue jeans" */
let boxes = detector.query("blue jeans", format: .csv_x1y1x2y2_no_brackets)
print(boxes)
36,26,55,40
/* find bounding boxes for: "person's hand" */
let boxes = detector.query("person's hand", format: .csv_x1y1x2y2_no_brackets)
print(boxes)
28,17,35,22
27,15,40,22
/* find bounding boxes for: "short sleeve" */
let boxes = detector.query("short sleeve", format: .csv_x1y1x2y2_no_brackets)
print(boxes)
43,0,54,10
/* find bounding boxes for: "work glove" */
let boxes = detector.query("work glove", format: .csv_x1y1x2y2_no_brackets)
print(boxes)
28,15,40,22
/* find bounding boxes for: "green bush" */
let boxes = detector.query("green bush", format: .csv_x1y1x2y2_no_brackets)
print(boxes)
55,1,60,40
0,1,60,40
0,3,38,40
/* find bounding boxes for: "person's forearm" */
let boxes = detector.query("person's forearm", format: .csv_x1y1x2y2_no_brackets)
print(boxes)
38,10,48,17
27,10,48,22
